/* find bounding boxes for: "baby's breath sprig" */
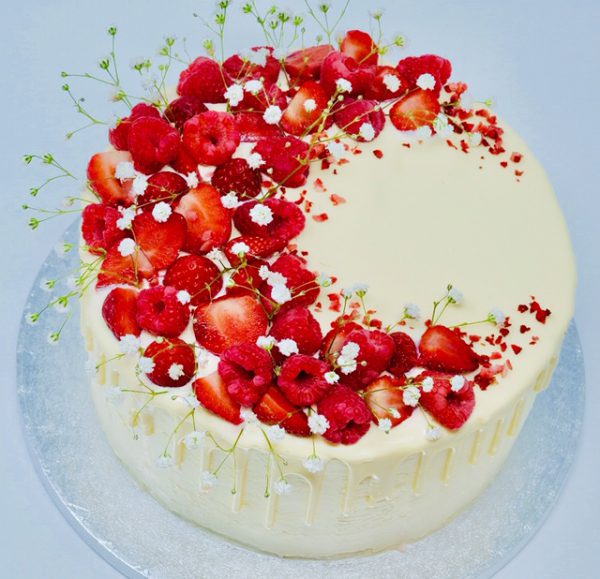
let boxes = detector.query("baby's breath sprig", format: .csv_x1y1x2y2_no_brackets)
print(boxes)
303,0,350,45
202,427,245,494
367,9,405,61
194,0,232,63
259,426,288,497
430,283,463,325
23,153,78,199
242,2,304,51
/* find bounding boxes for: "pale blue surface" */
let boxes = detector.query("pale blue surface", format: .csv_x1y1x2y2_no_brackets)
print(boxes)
2,1,600,577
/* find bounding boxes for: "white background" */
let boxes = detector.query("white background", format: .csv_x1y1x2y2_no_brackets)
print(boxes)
2,0,599,577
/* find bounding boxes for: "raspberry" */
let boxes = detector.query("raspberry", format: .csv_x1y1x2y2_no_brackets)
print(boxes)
332,98,385,141
81,203,126,254
270,306,323,356
170,144,199,175
211,158,262,200
128,116,181,174
252,136,310,188
417,371,475,430
233,198,305,242
164,254,223,306
177,56,227,103
223,46,280,85
136,285,190,338
234,112,284,142
317,385,372,444
364,66,407,101
164,95,208,130
320,51,375,96
143,338,196,388
141,172,189,206
388,332,419,377
232,83,287,114
109,103,161,151
183,111,240,166
396,55,452,93
278,355,331,406
218,343,273,406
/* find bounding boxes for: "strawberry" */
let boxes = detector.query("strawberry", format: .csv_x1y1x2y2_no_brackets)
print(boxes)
81,203,126,254
194,371,243,425
136,285,190,338
211,157,262,200
183,111,240,166
388,331,419,377
132,211,186,271
87,150,135,207
321,321,362,360
252,135,310,188
109,103,161,151
417,371,475,430
223,46,281,85
101,287,141,339
364,375,415,427
224,235,286,266
278,355,331,406
270,306,323,356
164,95,208,130
193,294,268,355
232,83,287,114
364,65,407,101
284,44,334,84
340,30,379,67
143,338,196,388
332,97,385,141
232,198,305,242
281,80,329,136
163,254,222,306
140,171,189,206
254,386,310,437
234,112,284,142
97,244,154,288
320,51,375,96
418,325,480,374
389,89,441,131
317,385,372,444
128,116,181,174
396,54,452,94
175,184,232,254
228,259,268,297
177,56,227,103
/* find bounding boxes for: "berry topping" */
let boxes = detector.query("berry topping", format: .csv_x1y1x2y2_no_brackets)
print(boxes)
254,386,311,437
218,343,273,406
163,255,222,306
101,287,141,339
388,331,419,377
127,116,181,174
175,184,233,254
234,112,284,142
389,89,441,131
224,46,280,84
270,306,323,356
81,203,126,254
193,371,243,425
87,151,135,206
224,235,286,266
419,325,480,374
143,338,196,388
164,95,208,130
317,385,372,445
177,56,227,103
136,285,190,338
183,111,240,166
132,210,186,271
340,30,379,67
396,54,452,94
284,44,334,84
320,51,375,96
233,198,305,242
141,171,189,206
170,144,199,175
227,259,268,297
364,375,415,427
211,157,262,200
97,244,154,288
252,135,310,188
193,294,268,355
278,354,331,406
231,82,287,114
418,371,475,430
332,98,385,141
109,103,161,151
281,80,330,136
364,65,407,101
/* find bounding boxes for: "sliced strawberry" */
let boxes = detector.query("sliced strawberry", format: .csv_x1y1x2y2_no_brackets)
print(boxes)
232,198,306,242
234,112,284,142
194,371,243,425
175,184,232,254
87,151,135,206
143,338,196,388
224,235,287,266
419,325,480,374
193,294,268,355
340,30,379,67
132,211,186,271
81,203,127,254
254,386,310,437
364,65,407,101
284,44,334,84
97,244,154,288
389,89,441,131
228,259,268,297
163,254,222,306
232,83,287,114
281,80,329,136
364,375,414,427
101,287,141,339
140,172,189,206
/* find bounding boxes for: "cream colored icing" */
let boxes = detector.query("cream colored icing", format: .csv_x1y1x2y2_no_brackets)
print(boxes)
80,120,575,557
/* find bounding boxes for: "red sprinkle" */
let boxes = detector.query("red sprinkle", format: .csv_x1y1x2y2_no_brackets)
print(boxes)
312,213,329,222
511,344,522,355
373,149,383,159
327,292,342,312
520,324,531,334
330,193,347,206
511,152,523,163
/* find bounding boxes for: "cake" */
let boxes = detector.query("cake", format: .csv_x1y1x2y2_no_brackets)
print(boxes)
70,18,575,558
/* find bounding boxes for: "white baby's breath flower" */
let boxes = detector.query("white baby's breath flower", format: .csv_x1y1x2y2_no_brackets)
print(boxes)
489,307,506,326
340,341,360,360
271,283,292,305
303,98,317,113
344,283,369,297
105,386,123,404
263,105,282,125
200,470,218,490
168,363,185,380
177,290,191,305
249,203,274,226
46,332,60,346
263,269,287,286
426,424,442,441
448,287,463,304
156,454,174,468
119,334,141,355
422,376,435,393
185,171,199,188
403,385,421,407
316,273,333,287
231,241,250,256
378,418,392,433
25,312,39,326
338,356,357,375
256,335,277,350
206,248,226,263
132,174,148,196
359,122,376,141
224,83,244,106
115,161,136,180
244,79,263,94
404,303,421,320
53,301,70,314
303,455,324,473
383,73,401,93
416,73,436,90
327,140,346,161
221,191,241,209
245,47,269,66
416,125,433,140
139,356,155,374
277,338,299,357
247,152,265,169
240,407,258,424
390,408,401,419
433,113,454,137
450,375,466,392
152,201,172,223
336,78,352,93
267,424,286,442
118,238,136,257
40,278,55,292
324,371,339,385
308,413,330,435
183,430,206,449
116,206,136,230
273,478,292,496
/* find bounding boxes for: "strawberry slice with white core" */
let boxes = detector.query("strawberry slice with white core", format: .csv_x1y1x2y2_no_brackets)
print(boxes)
194,371,243,425
364,375,415,427
97,244,154,288
418,325,480,374
87,150,135,206
253,386,311,437
281,80,329,136
101,287,141,339
163,254,223,306
340,30,379,67
389,89,441,131
132,211,187,271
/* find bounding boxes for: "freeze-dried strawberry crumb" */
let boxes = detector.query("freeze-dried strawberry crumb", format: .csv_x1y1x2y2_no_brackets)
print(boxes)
500,161,508,168
373,149,383,159
313,213,329,222
330,194,346,205
518,304,529,313
511,344,522,355
328,293,342,312
520,325,531,334
511,152,523,163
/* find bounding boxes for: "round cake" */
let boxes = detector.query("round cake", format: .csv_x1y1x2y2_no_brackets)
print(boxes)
77,25,575,558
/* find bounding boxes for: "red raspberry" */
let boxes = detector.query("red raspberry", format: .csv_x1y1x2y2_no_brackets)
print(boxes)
252,136,310,188
136,285,190,338
278,354,331,406
81,203,126,254
364,65,407,101
234,112,284,142
317,384,372,444
128,116,181,174
320,51,375,96
109,103,161,151
177,56,227,103
140,172,189,206
143,338,196,388
102,287,141,339
270,306,323,356
227,258,268,297
417,371,475,430
183,111,240,166
232,83,287,114
218,343,273,406
170,144,199,175
163,255,223,306
332,98,385,141
396,55,452,94
164,95,208,130
223,46,281,85
388,331,419,377
211,158,262,200
233,198,305,242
